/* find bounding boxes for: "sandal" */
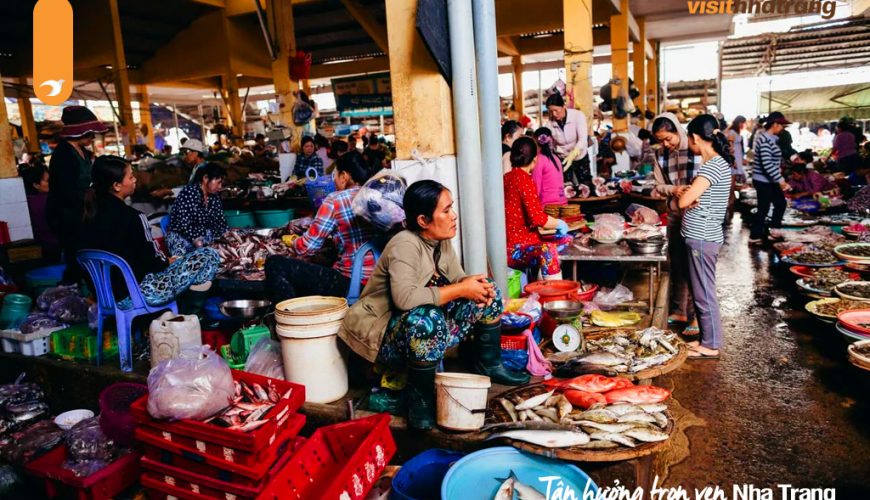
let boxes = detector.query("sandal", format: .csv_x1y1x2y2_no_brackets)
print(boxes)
668,314,688,324
683,325,700,336
687,346,720,360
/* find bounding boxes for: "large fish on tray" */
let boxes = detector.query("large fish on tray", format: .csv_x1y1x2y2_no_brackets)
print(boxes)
603,385,671,404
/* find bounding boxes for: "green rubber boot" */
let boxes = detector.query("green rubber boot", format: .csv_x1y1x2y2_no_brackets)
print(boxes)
473,322,530,386
405,362,437,431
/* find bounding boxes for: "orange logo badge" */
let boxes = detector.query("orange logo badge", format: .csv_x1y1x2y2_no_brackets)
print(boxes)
33,0,73,105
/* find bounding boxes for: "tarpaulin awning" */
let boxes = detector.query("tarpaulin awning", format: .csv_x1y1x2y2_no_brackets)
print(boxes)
759,83,870,122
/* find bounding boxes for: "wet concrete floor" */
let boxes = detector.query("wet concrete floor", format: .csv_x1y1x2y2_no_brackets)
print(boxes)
654,214,870,497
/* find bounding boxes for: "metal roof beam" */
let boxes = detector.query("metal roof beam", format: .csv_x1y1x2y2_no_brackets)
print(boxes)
340,0,389,53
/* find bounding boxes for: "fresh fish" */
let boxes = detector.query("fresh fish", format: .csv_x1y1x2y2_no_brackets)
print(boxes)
518,410,529,422
563,390,607,410
486,429,590,448
544,395,562,407
574,352,630,366
588,431,637,448
482,421,577,432
544,374,621,393
556,396,573,421
650,412,668,428
630,354,674,373
499,398,518,422
252,383,269,401
616,412,658,425
493,474,515,500
576,421,634,433
231,419,269,432
575,408,619,423
526,410,543,422
577,439,619,449
656,336,678,354
534,407,559,422
553,363,619,378
514,390,555,411
638,403,668,413
622,427,669,442
604,386,671,404
513,475,546,500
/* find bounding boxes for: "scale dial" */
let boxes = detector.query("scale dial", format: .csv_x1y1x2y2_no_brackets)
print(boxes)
553,324,582,352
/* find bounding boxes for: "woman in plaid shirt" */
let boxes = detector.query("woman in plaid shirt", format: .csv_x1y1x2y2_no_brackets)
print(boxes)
266,152,376,301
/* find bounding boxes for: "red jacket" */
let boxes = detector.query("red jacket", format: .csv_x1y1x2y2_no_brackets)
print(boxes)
504,168,549,247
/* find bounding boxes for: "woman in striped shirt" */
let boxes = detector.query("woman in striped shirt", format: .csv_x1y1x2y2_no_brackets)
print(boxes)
675,114,735,359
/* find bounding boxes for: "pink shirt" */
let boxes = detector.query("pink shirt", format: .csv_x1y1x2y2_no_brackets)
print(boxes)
531,153,568,206
548,108,588,160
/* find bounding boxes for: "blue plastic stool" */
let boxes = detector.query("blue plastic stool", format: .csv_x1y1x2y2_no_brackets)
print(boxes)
77,250,178,372
346,240,384,305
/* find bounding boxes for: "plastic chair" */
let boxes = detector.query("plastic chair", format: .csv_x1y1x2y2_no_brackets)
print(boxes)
77,250,178,372
346,240,384,305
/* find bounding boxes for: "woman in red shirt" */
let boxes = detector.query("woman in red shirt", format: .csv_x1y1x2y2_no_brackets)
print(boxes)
504,137,570,280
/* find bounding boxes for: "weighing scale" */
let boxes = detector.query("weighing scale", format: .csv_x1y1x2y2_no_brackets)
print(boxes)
542,300,586,353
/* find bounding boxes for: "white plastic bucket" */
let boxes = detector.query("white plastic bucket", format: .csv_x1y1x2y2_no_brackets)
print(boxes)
275,296,348,326
434,372,491,431
276,320,348,404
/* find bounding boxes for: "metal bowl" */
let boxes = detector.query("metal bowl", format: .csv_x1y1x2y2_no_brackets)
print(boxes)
627,238,666,254
543,300,585,320
219,299,273,319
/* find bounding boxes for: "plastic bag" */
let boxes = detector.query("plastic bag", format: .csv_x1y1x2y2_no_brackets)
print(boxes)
88,303,98,329
244,338,284,380
36,285,78,311
592,213,625,242
19,313,63,334
591,310,642,327
48,295,89,324
351,172,408,231
626,204,659,226
593,284,634,310
147,346,234,421
65,417,115,463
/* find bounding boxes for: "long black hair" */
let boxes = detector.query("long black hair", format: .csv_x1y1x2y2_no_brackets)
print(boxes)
83,155,130,221
687,114,734,165
501,120,521,142
404,180,448,232
336,151,374,185
533,127,560,174
510,136,538,168
729,115,746,133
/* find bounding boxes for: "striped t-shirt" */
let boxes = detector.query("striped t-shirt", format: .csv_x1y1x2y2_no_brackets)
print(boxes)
681,155,732,244
751,131,783,185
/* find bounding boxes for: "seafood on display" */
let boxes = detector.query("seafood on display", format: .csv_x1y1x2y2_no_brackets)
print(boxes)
806,268,854,291
486,377,671,450
494,472,546,500
204,379,291,432
212,229,292,280
552,327,682,375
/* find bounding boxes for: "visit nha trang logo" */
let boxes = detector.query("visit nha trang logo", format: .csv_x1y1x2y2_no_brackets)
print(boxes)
687,0,838,19
32,0,74,105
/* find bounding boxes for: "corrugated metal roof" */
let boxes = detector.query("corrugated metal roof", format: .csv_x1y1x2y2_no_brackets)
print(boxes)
721,16,870,77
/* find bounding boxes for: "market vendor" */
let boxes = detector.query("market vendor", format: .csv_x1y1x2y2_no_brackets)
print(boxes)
293,136,324,178
787,161,835,199
47,105,108,284
22,165,60,259
545,93,589,185
504,137,570,281
501,119,523,174
182,139,209,183
750,111,792,243
650,112,698,335
80,156,220,310
265,151,376,302
339,180,528,431
166,163,229,257
531,127,568,206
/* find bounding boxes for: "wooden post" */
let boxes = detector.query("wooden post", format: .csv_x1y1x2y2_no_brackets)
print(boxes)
108,0,137,156
511,55,524,119
223,74,244,138
632,17,646,127
563,0,594,133
0,76,17,178
610,0,630,133
646,41,659,116
385,0,454,159
139,85,155,151
16,77,39,153
269,0,302,151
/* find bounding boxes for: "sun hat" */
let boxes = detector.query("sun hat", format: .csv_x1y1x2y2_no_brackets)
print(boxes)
61,106,108,138
764,111,791,126
180,138,207,155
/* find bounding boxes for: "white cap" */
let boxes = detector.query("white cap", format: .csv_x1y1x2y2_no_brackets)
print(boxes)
181,138,206,154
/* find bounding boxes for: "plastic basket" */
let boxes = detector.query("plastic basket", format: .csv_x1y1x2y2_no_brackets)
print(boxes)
305,175,336,210
255,209,296,228
224,210,256,229
281,413,396,500
24,445,140,500
136,414,306,480
49,324,119,362
500,334,528,351
139,437,305,499
99,382,148,446
391,449,466,500
130,370,305,454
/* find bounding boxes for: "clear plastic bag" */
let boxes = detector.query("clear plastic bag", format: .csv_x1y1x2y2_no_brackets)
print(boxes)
65,417,114,463
19,313,64,334
351,172,408,232
626,203,659,226
147,346,234,421
48,295,89,324
36,285,79,311
244,338,284,380
592,213,625,242
593,284,634,310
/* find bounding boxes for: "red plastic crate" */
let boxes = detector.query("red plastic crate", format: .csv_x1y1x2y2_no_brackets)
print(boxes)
500,334,528,350
137,413,305,481
24,445,140,500
130,370,305,453
280,414,396,500
140,437,304,499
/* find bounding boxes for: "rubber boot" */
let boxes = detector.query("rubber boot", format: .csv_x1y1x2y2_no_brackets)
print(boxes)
473,322,530,386
405,361,437,430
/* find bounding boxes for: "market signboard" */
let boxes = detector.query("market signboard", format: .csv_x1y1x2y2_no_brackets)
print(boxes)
331,73,392,117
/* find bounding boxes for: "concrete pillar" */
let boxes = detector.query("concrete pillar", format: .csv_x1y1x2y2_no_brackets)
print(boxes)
139,85,155,151
609,0,630,133
108,0,137,156
223,74,244,138
385,0,454,159
0,77,17,178
646,41,659,116
632,18,646,127
511,55,524,119
563,0,594,132
269,0,302,150
16,78,39,153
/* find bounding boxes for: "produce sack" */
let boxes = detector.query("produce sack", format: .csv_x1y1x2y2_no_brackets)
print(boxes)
147,346,234,421
244,338,284,380
351,172,407,232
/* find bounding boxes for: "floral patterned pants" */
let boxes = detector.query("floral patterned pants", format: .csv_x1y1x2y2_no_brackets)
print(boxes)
507,236,571,277
120,247,220,308
376,278,504,366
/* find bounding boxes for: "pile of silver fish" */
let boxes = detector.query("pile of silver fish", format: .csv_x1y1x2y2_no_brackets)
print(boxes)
204,379,291,432
552,327,680,375
486,386,669,450
494,472,546,500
